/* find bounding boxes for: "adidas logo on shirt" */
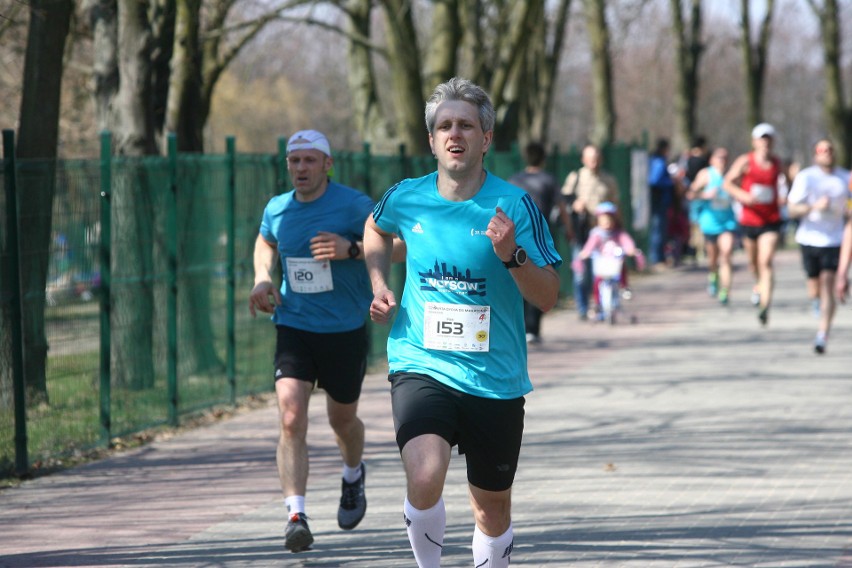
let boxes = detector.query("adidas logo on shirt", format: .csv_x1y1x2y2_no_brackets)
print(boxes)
412,222,424,234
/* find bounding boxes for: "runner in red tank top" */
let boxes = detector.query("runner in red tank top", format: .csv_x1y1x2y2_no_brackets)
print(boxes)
723,123,788,326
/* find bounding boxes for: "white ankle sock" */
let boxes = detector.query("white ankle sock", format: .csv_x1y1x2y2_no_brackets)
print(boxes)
342,462,363,484
285,495,305,515
404,496,445,567
472,524,513,568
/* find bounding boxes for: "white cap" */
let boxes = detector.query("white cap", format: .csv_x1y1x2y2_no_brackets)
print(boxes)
751,123,776,139
286,130,332,157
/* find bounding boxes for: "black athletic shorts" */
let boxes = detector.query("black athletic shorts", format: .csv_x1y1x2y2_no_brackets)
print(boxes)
389,371,525,492
274,324,367,404
800,245,840,279
741,222,783,241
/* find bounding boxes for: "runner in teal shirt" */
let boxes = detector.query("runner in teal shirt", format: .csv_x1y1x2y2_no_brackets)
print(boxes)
372,170,560,399
364,77,561,568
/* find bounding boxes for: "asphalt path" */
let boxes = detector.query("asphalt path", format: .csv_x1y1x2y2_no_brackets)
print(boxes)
2,248,851,567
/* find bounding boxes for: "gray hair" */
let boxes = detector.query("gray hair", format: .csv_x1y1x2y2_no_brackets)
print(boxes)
424,77,496,135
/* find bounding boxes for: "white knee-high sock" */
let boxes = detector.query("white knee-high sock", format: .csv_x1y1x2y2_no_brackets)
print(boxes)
472,523,513,568
404,496,445,567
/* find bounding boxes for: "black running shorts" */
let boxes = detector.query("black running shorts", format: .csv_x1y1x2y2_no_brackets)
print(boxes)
389,371,525,492
800,245,840,279
741,222,782,241
274,324,367,404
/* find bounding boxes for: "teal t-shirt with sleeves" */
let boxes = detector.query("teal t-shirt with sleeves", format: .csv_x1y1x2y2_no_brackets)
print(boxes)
372,171,562,399
260,181,374,333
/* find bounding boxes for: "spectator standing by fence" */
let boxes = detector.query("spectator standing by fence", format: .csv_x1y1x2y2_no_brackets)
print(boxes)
561,143,620,319
787,139,850,354
509,141,570,342
364,77,561,568
248,130,372,553
647,138,676,269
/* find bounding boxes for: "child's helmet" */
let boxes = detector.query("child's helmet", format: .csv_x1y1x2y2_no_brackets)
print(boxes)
595,201,618,216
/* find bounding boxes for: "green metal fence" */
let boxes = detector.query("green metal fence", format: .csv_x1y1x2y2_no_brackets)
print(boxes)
0,130,640,478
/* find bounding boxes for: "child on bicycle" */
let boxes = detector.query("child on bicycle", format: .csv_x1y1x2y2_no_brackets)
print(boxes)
572,202,645,319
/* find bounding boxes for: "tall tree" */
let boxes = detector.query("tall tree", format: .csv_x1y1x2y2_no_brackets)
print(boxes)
583,0,616,146
423,0,461,93
343,0,393,153
13,0,74,402
739,0,775,127
670,0,703,152
87,0,316,387
378,0,428,154
484,1,539,148
805,0,850,167
517,0,573,146
90,0,159,388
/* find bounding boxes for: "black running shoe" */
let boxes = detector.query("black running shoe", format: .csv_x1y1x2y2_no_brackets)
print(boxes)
284,512,313,552
338,463,367,530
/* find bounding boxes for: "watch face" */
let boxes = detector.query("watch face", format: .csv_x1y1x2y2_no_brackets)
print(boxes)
348,242,360,258
516,247,527,265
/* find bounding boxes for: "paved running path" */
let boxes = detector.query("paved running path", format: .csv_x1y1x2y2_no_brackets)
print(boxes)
2,248,851,567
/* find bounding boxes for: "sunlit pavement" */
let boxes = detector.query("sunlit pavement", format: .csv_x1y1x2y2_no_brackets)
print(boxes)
2,248,851,567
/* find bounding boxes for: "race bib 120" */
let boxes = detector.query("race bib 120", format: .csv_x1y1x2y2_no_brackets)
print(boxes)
286,257,333,294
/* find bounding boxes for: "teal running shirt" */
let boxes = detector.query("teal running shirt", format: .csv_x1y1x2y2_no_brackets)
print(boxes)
372,171,562,399
697,166,738,236
260,181,374,333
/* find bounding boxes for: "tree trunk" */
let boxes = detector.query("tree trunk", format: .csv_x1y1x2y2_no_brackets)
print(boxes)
521,0,572,145
489,1,539,149
111,167,156,390
671,0,703,152
424,0,461,93
15,0,74,404
380,0,428,154
740,0,774,127
810,0,851,167
344,0,393,153
110,0,157,389
163,0,203,152
459,0,486,86
584,0,616,146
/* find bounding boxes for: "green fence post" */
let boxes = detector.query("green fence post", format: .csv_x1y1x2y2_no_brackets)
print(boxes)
98,131,113,446
3,129,28,476
226,136,237,405
167,133,179,426
362,142,372,197
277,137,287,194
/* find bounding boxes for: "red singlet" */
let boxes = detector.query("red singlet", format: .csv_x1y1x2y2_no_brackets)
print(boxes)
739,152,782,227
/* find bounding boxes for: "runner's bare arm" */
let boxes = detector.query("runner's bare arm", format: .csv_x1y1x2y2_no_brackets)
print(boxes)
364,216,398,323
249,234,281,316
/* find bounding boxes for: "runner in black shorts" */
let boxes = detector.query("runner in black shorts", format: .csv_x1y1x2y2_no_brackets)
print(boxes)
274,324,368,404
800,245,841,278
390,372,525,492
364,78,562,567
787,139,851,353
249,129,377,553
740,221,783,242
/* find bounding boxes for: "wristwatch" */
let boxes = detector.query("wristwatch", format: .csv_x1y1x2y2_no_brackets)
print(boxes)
347,240,361,259
502,246,528,269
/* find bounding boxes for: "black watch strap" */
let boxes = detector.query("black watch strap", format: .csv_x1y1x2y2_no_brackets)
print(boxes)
502,246,527,269
347,240,360,259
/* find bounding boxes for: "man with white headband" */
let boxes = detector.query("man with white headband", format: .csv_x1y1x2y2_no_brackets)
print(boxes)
249,129,376,552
